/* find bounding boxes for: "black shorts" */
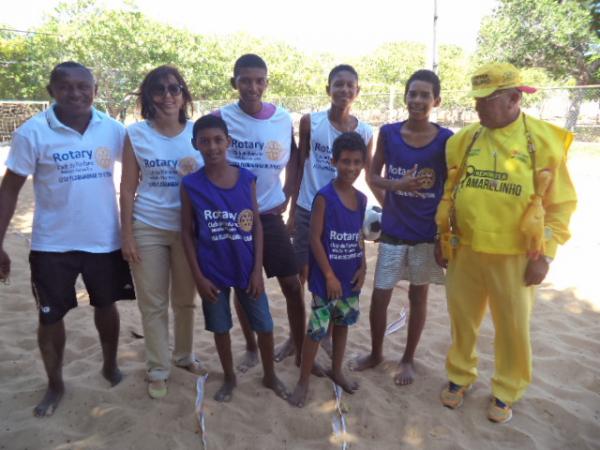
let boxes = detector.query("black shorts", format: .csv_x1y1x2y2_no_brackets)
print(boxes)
29,250,135,325
291,206,311,267
260,214,299,279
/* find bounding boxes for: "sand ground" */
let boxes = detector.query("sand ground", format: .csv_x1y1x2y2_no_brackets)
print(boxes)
0,143,598,450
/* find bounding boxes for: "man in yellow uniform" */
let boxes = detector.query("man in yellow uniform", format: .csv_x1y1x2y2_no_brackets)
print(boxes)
435,63,577,423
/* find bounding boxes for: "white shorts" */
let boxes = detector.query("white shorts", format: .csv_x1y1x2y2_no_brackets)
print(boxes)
374,242,445,289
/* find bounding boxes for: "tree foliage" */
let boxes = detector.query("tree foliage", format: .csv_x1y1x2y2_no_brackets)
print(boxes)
0,0,474,120
476,0,600,129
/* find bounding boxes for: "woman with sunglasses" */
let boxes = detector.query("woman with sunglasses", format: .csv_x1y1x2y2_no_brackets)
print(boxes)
120,65,205,399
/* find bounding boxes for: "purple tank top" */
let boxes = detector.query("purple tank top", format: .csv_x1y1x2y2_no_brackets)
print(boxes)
181,167,256,289
380,121,453,241
308,182,367,299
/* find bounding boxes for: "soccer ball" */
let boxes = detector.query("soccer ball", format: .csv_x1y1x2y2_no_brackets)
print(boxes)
363,205,382,241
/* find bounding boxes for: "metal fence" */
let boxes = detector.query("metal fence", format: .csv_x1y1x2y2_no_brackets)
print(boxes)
0,100,49,144
1,86,599,144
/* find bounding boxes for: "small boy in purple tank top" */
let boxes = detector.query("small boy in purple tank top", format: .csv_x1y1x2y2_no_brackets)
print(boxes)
350,70,453,386
180,115,289,403
288,132,367,408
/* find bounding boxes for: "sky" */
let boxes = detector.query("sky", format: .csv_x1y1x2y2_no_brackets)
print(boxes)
3,0,498,58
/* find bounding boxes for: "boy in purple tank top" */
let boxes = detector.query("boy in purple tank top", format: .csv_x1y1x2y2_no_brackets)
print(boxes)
288,132,367,408
180,115,289,402
350,70,453,386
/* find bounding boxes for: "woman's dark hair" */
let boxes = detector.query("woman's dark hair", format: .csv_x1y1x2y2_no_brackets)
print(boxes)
138,65,193,124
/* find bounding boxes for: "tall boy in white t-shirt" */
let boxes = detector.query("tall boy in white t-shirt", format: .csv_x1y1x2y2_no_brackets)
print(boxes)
216,54,305,371
288,64,381,356
0,62,134,417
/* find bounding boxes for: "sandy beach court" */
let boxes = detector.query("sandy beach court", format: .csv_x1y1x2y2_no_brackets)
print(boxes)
0,142,598,450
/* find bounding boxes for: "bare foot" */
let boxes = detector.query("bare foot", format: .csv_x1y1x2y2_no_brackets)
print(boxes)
394,361,416,386
263,375,290,400
102,365,123,387
347,353,383,372
33,383,64,417
320,337,333,359
236,350,259,373
214,377,236,403
327,370,359,394
274,338,295,363
288,382,309,408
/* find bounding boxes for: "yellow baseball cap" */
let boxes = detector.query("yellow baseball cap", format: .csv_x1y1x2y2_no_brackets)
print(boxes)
468,62,537,98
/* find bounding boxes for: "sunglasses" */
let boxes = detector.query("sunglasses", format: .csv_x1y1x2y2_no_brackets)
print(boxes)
150,83,183,97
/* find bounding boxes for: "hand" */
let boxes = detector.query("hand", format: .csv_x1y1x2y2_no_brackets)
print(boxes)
196,277,220,303
121,233,141,264
524,256,550,286
434,239,447,269
325,273,342,300
351,267,366,292
0,248,11,281
246,268,265,299
393,164,427,193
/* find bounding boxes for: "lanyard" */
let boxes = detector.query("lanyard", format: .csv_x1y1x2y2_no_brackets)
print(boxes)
447,113,537,231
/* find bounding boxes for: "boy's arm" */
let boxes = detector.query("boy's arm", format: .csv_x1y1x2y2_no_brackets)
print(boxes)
0,170,27,280
119,136,141,263
286,114,310,231
363,136,385,205
309,195,342,300
369,129,426,193
180,185,220,302
282,126,300,213
247,180,265,298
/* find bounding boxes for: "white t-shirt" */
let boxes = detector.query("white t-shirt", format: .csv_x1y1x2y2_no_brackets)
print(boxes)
5,106,125,252
127,120,203,231
220,103,292,212
297,110,373,210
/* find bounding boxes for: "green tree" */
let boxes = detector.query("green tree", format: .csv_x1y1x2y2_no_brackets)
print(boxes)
477,0,600,129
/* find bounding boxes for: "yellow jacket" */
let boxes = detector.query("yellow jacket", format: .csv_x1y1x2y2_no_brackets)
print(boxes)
444,113,576,258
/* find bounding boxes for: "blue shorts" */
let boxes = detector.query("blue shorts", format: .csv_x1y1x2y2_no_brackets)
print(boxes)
202,287,273,334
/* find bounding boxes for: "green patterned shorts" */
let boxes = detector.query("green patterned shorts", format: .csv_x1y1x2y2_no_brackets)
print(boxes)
306,294,360,341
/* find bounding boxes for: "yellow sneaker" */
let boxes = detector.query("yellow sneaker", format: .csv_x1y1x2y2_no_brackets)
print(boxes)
487,397,513,424
440,382,470,409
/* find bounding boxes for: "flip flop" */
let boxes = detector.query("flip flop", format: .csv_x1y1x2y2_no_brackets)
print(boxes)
180,359,207,376
148,380,167,399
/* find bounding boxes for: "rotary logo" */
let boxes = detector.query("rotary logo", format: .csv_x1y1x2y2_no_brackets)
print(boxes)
177,157,199,176
237,209,254,232
95,147,112,170
418,167,435,189
265,141,283,161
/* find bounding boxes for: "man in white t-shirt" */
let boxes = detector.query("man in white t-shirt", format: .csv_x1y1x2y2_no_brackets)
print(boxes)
0,62,134,417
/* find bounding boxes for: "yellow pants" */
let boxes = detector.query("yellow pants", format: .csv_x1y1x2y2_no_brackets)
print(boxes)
445,245,535,404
